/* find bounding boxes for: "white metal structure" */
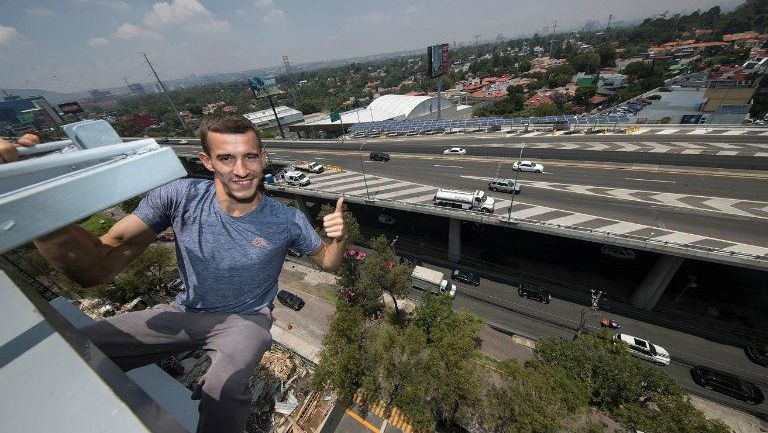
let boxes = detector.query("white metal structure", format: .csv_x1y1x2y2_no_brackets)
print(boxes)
513,160,544,173
411,265,456,298
434,188,495,213
0,120,191,432
612,333,671,366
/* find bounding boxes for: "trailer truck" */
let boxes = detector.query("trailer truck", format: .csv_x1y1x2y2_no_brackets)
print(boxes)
411,266,457,298
433,189,495,213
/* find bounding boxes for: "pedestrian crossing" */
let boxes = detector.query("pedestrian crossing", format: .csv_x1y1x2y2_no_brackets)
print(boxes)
290,170,768,261
481,140,768,156
352,390,414,433
500,128,768,137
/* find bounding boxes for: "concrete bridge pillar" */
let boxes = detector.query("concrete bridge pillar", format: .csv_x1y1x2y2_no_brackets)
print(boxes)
449,218,461,262
630,255,684,311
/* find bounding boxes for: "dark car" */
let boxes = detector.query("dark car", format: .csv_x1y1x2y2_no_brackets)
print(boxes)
369,151,390,162
658,86,672,92
399,255,423,267
451,269,480,286
276,289,305,311
690,366,764,405
745,345,768,367
517,283,551,303
647,94,662,100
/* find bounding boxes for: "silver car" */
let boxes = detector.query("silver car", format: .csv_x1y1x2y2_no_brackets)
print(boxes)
488,178,522,194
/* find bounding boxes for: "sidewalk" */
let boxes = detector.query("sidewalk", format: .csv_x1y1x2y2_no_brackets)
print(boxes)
272,259,767,433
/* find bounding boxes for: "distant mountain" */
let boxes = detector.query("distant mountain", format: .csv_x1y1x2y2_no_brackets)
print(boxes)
1,88,90,105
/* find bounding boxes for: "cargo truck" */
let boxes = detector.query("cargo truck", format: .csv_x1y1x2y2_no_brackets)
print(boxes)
434,189,495,213
411,266,456,298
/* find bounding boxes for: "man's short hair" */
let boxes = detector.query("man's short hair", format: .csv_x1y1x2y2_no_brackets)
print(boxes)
199,114,262,155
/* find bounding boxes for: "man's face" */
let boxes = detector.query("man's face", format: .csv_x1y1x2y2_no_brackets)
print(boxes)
199,131,266,203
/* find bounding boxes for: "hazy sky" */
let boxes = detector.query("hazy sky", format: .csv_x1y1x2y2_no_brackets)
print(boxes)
0,0,744,93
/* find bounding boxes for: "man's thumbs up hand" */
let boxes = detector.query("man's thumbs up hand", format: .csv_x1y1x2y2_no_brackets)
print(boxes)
323,196,346,240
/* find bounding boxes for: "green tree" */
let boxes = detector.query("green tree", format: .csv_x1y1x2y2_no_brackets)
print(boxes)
569,53,600,73
574,85,597,106
120,195,144,214
597,43,617,68
311,302,375,399
100,244,176,304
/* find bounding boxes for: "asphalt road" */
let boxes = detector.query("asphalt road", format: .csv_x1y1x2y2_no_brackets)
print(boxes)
258,147,768,247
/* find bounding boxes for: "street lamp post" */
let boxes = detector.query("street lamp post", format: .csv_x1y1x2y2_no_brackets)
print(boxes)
359,141,371,200
507,143,525,221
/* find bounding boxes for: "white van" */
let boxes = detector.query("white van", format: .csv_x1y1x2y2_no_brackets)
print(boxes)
284,171,310,187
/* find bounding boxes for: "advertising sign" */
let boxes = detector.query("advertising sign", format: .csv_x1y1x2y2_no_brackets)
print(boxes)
427,43,449,78
248,75,281,98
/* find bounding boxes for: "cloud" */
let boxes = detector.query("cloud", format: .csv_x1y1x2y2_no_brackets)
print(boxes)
143,0,213,28
87,37,109,47
25,7,55,17
262,8,285,25
113,23,161,40
0,25,20,45
253,0,274,7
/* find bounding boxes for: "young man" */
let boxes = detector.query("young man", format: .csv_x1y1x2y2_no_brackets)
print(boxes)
24,115,346,433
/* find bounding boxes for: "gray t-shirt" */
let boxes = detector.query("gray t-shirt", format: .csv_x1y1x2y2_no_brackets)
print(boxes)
133,178,321,314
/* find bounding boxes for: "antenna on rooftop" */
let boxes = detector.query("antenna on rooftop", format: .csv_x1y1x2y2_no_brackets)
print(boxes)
549,20,558,56
282,55,298,108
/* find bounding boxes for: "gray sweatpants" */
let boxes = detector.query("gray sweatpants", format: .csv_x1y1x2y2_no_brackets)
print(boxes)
80,303,273,433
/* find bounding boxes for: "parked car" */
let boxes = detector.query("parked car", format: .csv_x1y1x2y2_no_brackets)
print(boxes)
377,214,396,225
647,94,662,100
369,151,390,162
284,171,310,187
745,345,768,367
443,147,467,155
691,365,764,405
658,87,672,92
159,137,170,143
178,139,189,144
167,278,185,292
276,289,305,311
451,269,480,286
512,160,544,173
517,283,551,303
488,178,522,194
344,248,366,261
399,255,423,267
612,333,671,366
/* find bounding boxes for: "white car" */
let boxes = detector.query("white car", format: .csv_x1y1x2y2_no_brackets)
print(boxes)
443,147,467,155
512,160,544,173
612,333,671,366
178,139,189,144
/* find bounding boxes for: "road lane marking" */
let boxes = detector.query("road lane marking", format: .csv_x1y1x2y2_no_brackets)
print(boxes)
345,408,379,433
434,164,463,168
625,177,677,184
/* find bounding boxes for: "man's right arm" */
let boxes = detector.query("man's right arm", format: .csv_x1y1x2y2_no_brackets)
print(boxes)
34,215,158,287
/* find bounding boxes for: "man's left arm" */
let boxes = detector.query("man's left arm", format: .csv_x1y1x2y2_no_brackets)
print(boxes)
309,196,346,272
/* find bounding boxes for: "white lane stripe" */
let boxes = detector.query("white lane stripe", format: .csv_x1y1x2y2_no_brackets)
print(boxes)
702,198,756,217
756,152,768,157
545,213,597,226
671,142,707,149
655,129,679,134
759,131,768,136
631,128,650,134
307,171,358,181
376,185,434,199
402,193,437,203
507,206,557,219
687,129,709,135
704,142,743,149
721,130,747,135
343,181,413,196
598,221,648,234
324,178,392,191
680,149,703,154
310,175,366,187
625,178,676,184
492,199,512,212
721,244,768,257
653,232,708,244
521,131,544,137
716,150,739,156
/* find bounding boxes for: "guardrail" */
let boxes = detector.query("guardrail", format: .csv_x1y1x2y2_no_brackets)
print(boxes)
266,182,767,270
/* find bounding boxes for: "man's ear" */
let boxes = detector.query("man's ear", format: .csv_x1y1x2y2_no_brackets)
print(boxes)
198,151,215,172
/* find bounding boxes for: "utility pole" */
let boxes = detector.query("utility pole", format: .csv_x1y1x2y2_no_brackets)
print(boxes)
549,20,557,57
606,14,613,33
143,53,186,130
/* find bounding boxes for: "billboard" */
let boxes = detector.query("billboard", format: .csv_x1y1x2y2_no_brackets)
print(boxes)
58,101,84,114
248,75,281,98
427,43,449,78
